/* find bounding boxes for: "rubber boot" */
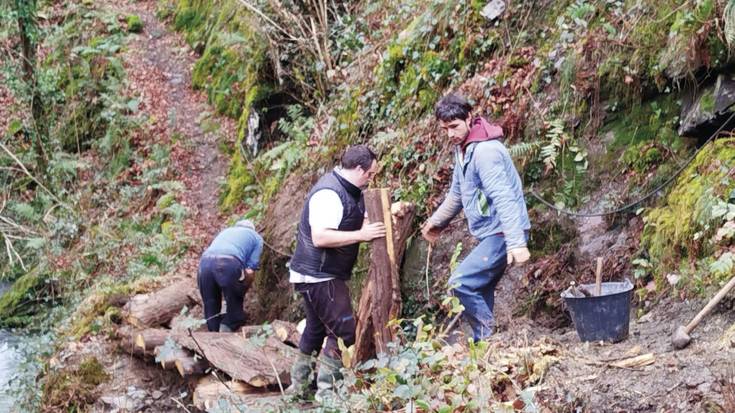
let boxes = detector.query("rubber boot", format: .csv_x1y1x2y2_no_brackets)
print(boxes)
285,352,315,400
314,354,343,405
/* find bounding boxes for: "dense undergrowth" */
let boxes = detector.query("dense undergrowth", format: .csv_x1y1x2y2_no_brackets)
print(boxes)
1,2,191,410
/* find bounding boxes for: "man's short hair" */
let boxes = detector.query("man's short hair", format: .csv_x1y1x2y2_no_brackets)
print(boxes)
435,93,473,122
341,144,377,171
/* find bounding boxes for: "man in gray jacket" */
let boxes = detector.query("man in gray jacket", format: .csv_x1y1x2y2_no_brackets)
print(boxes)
422,93,531,342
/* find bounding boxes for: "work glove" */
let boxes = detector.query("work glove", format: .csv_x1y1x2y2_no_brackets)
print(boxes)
506,247,530,266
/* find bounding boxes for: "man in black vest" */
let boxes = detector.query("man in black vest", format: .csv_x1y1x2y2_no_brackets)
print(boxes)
287,144,385,402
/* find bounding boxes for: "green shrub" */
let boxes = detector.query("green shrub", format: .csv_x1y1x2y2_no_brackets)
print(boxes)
126,14,143,33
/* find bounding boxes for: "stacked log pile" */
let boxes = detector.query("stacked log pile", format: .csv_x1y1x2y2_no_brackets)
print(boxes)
115,277,301,409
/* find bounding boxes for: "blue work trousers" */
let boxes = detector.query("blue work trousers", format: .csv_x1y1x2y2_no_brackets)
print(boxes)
449,235,509,342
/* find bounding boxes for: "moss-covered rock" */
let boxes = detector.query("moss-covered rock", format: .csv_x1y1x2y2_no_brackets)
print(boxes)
42,356,109,411
0,266,49,327
641,138,735,285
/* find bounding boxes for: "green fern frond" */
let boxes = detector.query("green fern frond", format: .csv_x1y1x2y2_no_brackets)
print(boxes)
508,141,542,159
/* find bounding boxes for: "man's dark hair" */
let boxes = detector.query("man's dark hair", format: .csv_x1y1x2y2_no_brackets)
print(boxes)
435,93,473,122
341,144,377,170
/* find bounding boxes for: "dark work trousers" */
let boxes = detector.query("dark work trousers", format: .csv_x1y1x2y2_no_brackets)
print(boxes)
295,279,356,359
197,255,247,332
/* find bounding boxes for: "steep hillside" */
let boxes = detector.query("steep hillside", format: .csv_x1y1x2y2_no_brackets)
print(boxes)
1,0,734,411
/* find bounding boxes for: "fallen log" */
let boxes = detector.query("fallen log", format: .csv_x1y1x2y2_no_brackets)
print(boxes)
124,278,199,328
153,345,188,370
174,331,297,387
116,325,145,357
134,328,170,355
354,196,415,362
193,374,281,412
270,320,301,346
236,320,300,345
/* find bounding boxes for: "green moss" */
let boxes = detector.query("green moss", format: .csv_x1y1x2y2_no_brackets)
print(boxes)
604,93,680,150
699,90,715,114
42,356,109,411
622,142,663,172
373,0,485,124
641,138,735,285
67,282,135,338
0,267,47,327
125,14,143,33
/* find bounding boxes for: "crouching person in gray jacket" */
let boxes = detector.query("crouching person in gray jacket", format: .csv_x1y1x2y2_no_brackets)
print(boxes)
198,220,263,332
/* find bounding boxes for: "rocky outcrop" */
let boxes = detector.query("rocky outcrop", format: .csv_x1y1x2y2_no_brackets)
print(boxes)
679,74,735,139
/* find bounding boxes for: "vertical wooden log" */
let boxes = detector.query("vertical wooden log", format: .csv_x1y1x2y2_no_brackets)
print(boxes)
355,193,415,362
364,189,396,355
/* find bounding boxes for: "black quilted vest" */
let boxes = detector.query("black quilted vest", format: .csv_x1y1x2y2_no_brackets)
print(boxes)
289,171,365,280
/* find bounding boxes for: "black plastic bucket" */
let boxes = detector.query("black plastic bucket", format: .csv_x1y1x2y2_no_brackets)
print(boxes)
561,280,634,343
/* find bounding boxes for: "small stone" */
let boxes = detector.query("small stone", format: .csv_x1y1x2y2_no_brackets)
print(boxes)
101,395,139,411
666,273,681,286
480,0,506,21
151,390,163,400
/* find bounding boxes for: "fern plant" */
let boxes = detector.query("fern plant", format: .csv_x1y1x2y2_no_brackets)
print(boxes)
539,119,568,172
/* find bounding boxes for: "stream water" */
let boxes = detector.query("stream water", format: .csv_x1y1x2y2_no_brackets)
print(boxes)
0,282,22,411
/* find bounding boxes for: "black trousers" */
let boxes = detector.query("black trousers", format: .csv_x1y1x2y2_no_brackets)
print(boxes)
197,255,247,332
295,279,356,359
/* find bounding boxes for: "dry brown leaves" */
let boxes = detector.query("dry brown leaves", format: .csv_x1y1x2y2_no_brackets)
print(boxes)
458,47,539,142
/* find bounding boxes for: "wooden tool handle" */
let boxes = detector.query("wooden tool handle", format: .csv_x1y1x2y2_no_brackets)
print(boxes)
685,274,735,334
595,257,603,296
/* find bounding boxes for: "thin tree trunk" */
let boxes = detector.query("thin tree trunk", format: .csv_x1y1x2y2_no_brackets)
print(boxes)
15,0,47,175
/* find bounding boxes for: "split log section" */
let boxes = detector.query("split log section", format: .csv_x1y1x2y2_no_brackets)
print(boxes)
354,189,415,362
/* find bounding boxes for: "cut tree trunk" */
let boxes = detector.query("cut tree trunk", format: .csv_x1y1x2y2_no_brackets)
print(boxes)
153,346,189,370
124,279,199,328
193,374,281,412
354,195,415,362
234,320,300,345
116,326,145,357
270,320,301,346
174,331,297,387
134,328,170,356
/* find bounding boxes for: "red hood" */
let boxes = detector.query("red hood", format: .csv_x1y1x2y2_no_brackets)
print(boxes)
462,117,503,151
